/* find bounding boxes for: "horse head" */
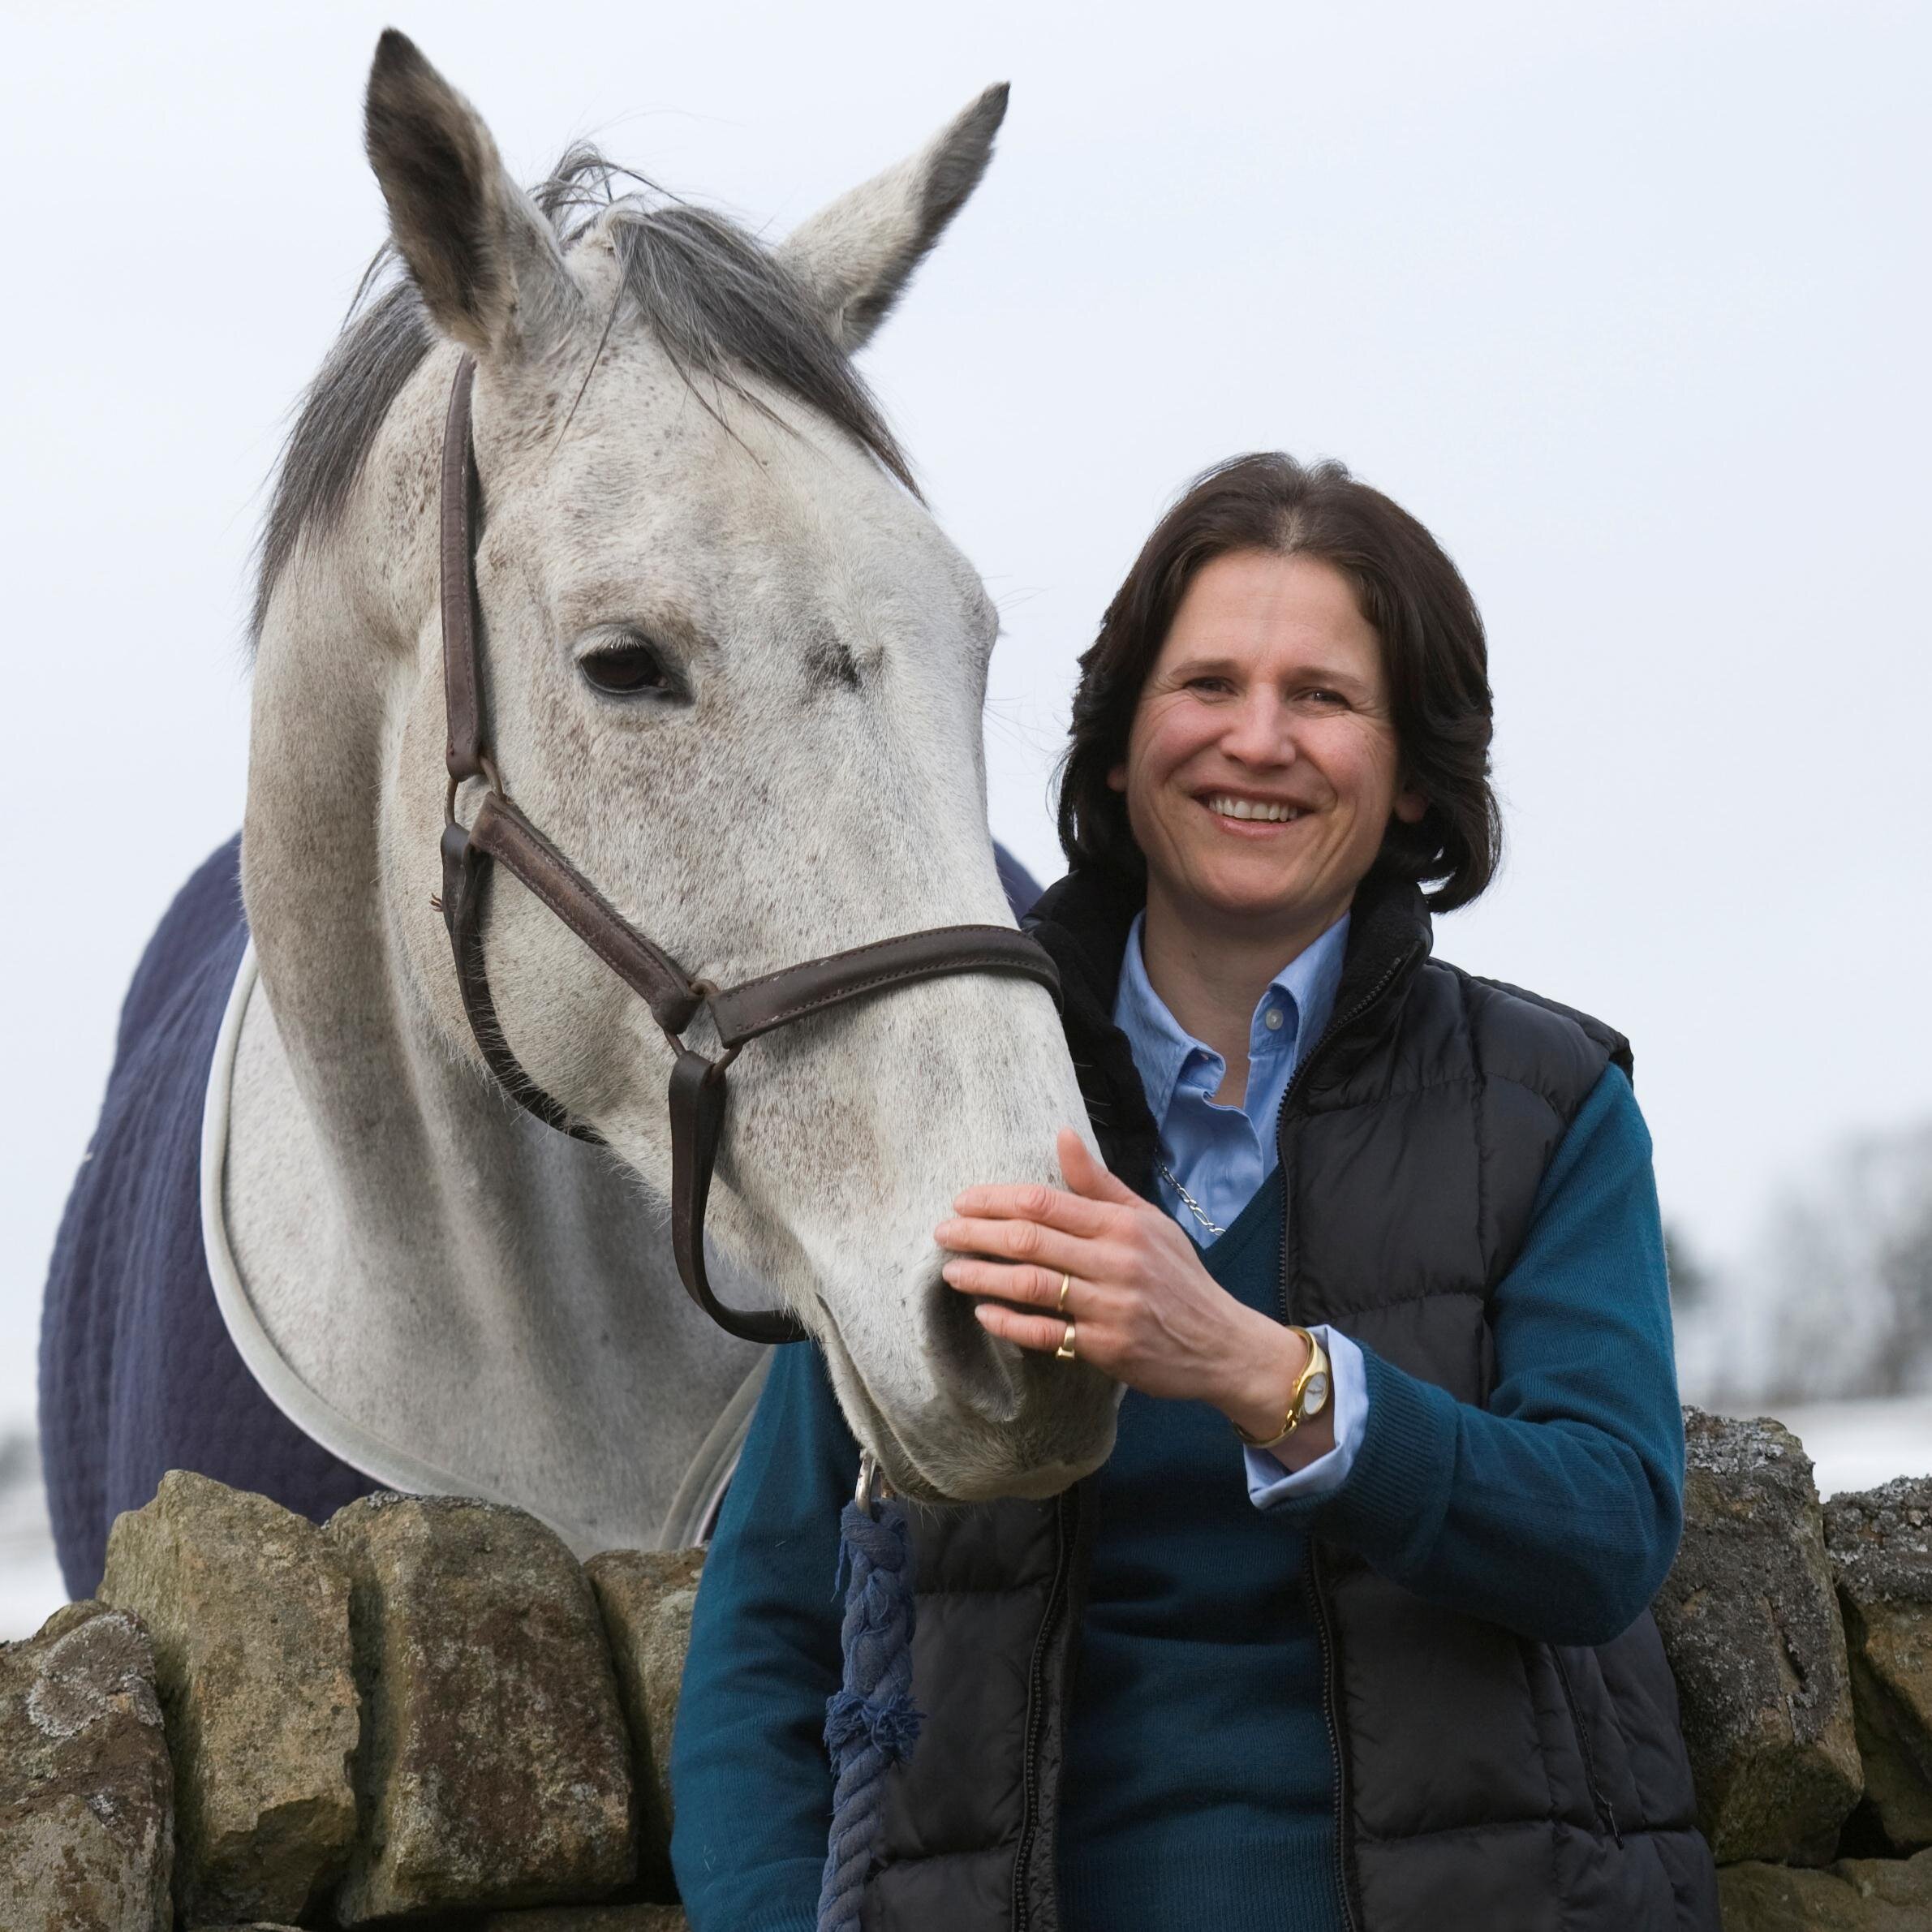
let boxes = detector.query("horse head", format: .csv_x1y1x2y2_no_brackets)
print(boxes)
245,33,1117,1508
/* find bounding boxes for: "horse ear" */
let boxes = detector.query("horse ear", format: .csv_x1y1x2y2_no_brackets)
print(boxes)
777,84,1009,354
363,30,576,360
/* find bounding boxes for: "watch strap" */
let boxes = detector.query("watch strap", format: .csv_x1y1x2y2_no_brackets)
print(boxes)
1233,1325,1331,1452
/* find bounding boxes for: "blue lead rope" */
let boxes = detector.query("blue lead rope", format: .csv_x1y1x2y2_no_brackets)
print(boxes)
817,1456,923,1932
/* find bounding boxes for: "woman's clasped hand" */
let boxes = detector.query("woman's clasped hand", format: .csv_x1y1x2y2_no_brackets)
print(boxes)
936,1124,1324,1455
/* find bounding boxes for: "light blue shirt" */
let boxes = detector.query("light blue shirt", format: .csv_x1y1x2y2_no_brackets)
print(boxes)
1112,911,1369,1506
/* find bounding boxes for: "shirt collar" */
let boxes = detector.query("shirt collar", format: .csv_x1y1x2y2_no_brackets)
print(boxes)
1263,911,1351,1065
1112,910,1353,1121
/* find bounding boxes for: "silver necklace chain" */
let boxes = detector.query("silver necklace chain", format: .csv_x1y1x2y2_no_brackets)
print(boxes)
1156,1160,1227,1239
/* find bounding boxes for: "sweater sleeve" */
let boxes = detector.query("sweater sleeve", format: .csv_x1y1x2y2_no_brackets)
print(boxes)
1254,1062,1685,1647
669,1340,859,1932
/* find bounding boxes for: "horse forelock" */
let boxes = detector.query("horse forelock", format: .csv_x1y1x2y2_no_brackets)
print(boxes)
248,142,914,651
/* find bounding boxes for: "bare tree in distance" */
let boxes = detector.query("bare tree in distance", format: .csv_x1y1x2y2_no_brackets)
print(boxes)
1663,1223,1711,1312
1680,1121,1932,1408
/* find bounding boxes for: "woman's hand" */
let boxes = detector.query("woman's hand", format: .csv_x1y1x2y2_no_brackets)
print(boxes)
936,1126,1328,1457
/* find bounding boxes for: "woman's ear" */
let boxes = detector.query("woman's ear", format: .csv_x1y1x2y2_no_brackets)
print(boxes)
1106,763,1127,793
1392,785,1427,825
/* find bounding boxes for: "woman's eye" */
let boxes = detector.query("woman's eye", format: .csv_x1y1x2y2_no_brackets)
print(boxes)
580,636,674,696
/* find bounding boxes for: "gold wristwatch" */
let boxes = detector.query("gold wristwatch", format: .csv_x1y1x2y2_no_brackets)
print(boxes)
1233,1325,1332,1450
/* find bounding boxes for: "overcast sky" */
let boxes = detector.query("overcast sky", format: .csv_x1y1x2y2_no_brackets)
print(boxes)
3,0,1927,1429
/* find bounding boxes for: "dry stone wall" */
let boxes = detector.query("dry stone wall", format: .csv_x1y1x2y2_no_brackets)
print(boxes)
0,1601,173,1932
98,1473,358,1925
325,1492,636,1921
1651,1411,1865,1865
1651,1413,1932,1927
1824,1478,1932,1854
9,1411,1932,1929
584,1547,706,1905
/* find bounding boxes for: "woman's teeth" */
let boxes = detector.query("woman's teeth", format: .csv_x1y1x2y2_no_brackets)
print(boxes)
1206,794,1304,823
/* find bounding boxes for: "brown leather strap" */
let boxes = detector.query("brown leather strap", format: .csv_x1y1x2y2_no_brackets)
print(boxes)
441,818,600,1144
432,356,1065,1350
441,354,484,784
709,923,1061,1048
669,1048,802,1345
469,792,704,1039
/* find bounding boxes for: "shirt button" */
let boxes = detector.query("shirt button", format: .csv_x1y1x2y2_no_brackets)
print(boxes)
1263,1008,1285,1032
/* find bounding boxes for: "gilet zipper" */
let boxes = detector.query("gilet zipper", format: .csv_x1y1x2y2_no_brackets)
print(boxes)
1012,1484,1079,1932
1275,939,1423,1932
1272,940,1425,1321
1305,1540,1353,1930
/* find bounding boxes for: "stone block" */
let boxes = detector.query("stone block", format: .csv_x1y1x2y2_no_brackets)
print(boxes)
0,1600,174,1932
98,1470,357,1926
1651,1409,1863,1862
585,1546,704,1893
476,1909,688,1930
1718,1845,1932,1930
328,1492,635,1922
1825,1477,1932,1852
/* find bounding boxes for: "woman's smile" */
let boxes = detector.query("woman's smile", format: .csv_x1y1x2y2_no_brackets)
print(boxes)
1199,790,1311,827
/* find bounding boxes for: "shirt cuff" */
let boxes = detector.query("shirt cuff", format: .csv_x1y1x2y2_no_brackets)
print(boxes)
1244,1326,1366,1508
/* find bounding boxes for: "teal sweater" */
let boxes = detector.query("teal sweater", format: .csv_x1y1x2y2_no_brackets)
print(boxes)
1059,1165,1340,1929
669,1064,1685,1932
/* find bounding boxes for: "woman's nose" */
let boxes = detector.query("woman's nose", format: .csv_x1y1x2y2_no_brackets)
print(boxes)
1220,692,1296,766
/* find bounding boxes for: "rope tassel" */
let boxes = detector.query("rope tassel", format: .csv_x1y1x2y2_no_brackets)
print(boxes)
817,1457,923,1932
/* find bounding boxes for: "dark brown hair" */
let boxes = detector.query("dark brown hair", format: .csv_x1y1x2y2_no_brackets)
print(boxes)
1056,452,1501,912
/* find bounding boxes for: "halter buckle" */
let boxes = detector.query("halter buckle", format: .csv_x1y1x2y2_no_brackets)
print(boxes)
445,755,506,829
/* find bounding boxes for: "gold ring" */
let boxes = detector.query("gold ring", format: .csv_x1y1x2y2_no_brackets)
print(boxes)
1056,1271,1072,1315
1055,1320,1078,1362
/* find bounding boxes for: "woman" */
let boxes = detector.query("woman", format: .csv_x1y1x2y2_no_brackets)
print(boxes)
669,454,1720,1932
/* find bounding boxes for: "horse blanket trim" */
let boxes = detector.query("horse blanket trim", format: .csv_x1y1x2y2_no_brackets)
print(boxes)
199,941,771,1552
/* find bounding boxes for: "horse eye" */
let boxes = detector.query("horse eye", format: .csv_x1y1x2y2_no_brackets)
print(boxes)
580,635,674,697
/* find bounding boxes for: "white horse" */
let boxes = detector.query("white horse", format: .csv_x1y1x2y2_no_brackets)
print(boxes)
200,32,1115,1555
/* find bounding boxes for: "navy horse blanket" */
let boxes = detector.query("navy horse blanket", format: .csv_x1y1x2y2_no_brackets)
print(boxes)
41,835,1043,1598
40,838,376,1596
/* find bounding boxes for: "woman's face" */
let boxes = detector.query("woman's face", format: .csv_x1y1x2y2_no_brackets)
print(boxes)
1108,549,1426,948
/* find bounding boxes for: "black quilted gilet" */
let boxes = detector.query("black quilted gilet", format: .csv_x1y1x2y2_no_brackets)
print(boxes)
861,867,1720,1932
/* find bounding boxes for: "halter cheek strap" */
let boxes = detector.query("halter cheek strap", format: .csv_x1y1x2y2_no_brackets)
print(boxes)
434,354,1061,1345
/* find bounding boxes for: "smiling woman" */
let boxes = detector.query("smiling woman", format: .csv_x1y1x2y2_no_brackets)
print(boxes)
1059,451,1499,921
1113,549,1424,952
670,454,1721,1932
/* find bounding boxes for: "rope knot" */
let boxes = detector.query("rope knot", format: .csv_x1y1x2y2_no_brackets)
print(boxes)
824,1685,923,1762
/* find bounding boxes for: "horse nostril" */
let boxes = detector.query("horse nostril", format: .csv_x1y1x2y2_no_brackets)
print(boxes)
921,1265,1026,1424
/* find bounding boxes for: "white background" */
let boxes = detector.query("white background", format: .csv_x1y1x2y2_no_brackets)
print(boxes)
2,2,1928,1624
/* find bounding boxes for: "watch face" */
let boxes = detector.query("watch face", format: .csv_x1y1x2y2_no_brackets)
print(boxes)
1302,1370,1331,1417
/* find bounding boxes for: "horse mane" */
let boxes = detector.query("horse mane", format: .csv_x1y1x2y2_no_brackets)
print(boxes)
250,144,914,648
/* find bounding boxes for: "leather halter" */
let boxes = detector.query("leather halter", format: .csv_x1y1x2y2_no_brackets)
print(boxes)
433,356,1062,1345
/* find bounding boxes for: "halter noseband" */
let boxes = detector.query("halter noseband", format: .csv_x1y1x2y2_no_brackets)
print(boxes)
433,355,1062,1345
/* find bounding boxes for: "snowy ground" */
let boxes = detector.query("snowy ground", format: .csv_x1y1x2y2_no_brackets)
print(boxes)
1746,1397,1932,1502
6,1400,1932,1642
